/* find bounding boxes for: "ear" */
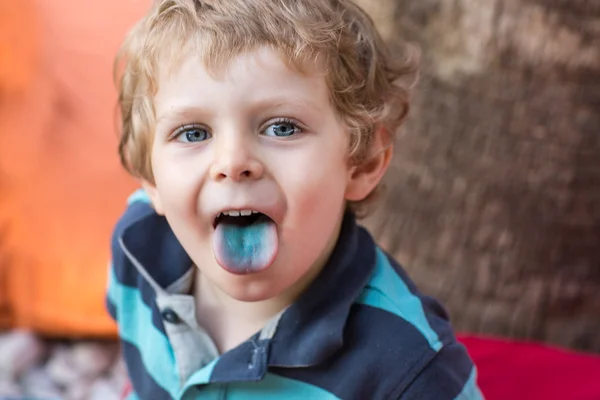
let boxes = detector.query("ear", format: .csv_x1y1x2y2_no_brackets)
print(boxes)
345,127,393,202
141,180,165,215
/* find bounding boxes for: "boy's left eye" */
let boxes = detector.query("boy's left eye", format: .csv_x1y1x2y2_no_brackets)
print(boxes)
263,120,301,137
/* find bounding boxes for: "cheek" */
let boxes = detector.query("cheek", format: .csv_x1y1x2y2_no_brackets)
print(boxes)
280,150,348,210
151,149,201,208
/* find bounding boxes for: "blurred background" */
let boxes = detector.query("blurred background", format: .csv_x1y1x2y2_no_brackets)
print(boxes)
358,0,600,352
0,0,598,399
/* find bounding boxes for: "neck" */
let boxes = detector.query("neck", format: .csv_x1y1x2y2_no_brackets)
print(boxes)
196,273,287,324
193,272,288,354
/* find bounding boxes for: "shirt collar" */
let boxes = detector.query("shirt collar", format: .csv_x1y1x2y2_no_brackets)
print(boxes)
120,201,193,293
120,203,376,369
268,212,377,367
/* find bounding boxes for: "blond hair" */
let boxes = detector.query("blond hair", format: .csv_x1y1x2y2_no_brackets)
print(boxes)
116,0,417,216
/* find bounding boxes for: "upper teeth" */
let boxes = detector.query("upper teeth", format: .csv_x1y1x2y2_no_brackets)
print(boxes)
220,210,258,217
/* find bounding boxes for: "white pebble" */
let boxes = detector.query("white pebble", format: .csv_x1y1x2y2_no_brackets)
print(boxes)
0,378,22,397
109,356,129,394
64,378,93,400
88,378,121,400
20,367,63,399
0,330,46,379
0,330,125,400
71,341,118,378
46,345,84,386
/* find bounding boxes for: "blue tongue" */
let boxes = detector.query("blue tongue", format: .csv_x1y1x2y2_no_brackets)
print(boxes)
213,216,278,274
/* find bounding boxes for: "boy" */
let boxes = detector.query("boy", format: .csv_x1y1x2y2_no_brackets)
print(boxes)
106,0,484,399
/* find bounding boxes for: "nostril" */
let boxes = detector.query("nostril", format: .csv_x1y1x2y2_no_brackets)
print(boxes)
210,160,262,181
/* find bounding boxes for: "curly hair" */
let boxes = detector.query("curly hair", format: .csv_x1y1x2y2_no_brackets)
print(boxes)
115,0,418,215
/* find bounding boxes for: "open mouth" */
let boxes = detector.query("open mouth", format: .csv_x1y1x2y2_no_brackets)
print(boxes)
212,209,279,274
213,210,272,229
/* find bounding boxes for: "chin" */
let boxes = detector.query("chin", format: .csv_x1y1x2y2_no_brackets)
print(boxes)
226,287,281,303
221,278,283,303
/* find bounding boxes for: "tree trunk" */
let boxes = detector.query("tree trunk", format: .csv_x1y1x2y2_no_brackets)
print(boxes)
357,0,600,352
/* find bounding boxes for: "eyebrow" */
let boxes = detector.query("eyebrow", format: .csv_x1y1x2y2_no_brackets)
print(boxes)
250,96,323,114
156,107,201,124
156,95,323,125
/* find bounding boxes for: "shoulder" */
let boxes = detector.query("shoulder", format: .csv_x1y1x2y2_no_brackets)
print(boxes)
109,189,155,281
343,248,480,398
395,342,483,399
110,189,155,256
106,189,157,318
355,247,453,352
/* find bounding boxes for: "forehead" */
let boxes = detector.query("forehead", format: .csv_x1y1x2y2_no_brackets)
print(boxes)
154,46,331,116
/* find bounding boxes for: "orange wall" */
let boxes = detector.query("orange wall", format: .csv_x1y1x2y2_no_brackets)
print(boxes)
0,0,150,336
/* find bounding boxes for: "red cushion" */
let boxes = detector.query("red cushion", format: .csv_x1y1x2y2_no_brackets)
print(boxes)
458,335,600,400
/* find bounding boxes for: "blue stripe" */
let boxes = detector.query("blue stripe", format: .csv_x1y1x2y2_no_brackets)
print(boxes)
357,248,442,351
107,266,180,396
178,358,219,398
127,188,151,205
454,367,484,400
182,373,341,400
229,373,341,399
106,295,118,320
125,391,140,400
121,340,173,400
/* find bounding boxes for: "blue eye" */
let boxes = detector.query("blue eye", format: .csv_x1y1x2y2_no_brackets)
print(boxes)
263,120,301,137
175,125,211,142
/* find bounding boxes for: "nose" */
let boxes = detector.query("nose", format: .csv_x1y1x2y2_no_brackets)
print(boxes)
209,134,264,182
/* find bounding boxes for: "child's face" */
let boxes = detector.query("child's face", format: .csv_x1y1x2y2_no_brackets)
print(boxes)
145,46,382,302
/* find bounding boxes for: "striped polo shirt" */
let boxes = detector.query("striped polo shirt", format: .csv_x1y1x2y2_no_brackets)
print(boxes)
106,190,483,399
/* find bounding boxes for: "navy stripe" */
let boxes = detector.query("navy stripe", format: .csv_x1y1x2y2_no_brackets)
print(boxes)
111,201,156,258
272,305,440,400
383,252,457,345
357,248,442,352
118,213,192,288
121,339,174,400
454,367,483,400
109,201,154,290
112,218,191,289
111,199,191,291
107,266,181,395
110,202,190,335
211,337,268,383
109,255,168,335
269,219,376,367
393,342,479,399
106,295,117,321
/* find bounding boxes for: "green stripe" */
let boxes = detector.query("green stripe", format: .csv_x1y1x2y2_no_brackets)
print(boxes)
107,267,180,396
127,188,151,205
178,357,219,398
125,391,140,400
454,367,484,400
357,248,442,351
180,373,340,400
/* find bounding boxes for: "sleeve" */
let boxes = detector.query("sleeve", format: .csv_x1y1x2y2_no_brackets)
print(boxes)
124,391,140,400
105,260,119,322
105,189,152,323
395,342,485,400
121,381,139,400
105,213,126,323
